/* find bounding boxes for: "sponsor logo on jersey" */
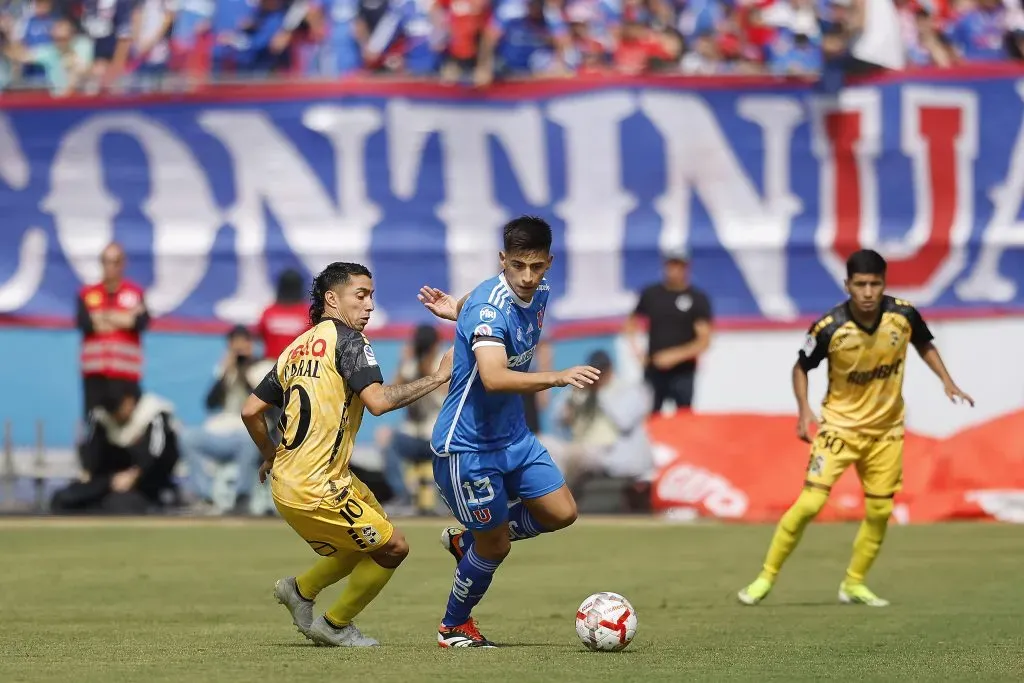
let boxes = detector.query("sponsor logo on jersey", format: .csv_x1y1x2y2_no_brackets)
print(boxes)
507,346,536,368
847,359,902,385
479,306,497,322
364,344,378,366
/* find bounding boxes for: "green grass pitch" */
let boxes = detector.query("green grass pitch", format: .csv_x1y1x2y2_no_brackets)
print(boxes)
1,518,1021,682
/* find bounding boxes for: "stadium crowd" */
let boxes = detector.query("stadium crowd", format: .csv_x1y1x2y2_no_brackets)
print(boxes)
1,0,1023,95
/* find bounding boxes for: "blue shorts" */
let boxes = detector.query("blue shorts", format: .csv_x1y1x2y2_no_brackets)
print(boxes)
433,433,565,531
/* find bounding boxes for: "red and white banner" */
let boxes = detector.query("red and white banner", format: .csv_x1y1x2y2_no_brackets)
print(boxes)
649,411,1024,523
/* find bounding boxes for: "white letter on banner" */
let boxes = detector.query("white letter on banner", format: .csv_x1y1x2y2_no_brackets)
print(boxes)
387,100,548,299
200,108,384,324
957,81,1024,303
44,113,222,316
547,92,638,319
640,93,802,320
0,113,48,312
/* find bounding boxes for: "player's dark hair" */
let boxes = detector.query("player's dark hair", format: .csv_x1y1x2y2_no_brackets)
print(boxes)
503,215,552,255
308,262,372,326
275,268,305,304
846,249,887,279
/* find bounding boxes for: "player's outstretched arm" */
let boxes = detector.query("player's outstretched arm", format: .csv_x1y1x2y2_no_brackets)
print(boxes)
915,342,975,406
418,286,470,322
475,345,600,394
360,347,454,416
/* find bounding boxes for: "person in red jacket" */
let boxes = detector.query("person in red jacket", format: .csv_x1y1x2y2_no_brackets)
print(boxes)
257,269,310,360
76,243,150,418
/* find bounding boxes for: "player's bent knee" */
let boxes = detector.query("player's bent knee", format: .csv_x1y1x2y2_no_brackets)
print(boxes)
473,528,511,562
371,529,409,569
796,486,830,518
864,496,894,522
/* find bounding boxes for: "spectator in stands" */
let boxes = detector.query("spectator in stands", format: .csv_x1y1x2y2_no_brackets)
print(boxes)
214,0,294,75
624,248,712,414
438,0,490,82
474,0,571,86
381,323,447,515
181,325,264,514
82,0,138,92
76,243,150,420
50,383,181,515
944,0,1018,62
257,269,310,362
550,349,654,501
131,0,176,90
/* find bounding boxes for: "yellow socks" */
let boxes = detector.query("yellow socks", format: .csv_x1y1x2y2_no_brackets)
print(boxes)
324,557,396,627
845,497,894,584
296,553,362,600
759,488,830,582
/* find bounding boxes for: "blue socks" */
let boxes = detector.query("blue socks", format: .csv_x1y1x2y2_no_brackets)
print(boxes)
458,500,548,555
443,547,502,627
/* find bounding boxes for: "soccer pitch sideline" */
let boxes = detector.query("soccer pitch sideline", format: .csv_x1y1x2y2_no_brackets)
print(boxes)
0,518,1021,683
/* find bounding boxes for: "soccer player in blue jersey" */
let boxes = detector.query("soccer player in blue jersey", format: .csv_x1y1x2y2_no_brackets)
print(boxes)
417,216,601,648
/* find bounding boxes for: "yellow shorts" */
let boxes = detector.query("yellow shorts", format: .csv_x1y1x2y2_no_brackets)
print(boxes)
275,475,394,556
805,425,904,497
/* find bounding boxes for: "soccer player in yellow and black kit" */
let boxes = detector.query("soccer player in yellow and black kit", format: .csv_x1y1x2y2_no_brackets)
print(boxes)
738,250,974,607
240,262,452,647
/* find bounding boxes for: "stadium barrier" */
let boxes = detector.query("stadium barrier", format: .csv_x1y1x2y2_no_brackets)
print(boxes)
649,411,1024,524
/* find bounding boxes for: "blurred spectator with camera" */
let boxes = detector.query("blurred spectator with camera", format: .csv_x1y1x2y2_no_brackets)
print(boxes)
180,325,264,514
379,323,447,515
549,349,654,503
51,383,181,515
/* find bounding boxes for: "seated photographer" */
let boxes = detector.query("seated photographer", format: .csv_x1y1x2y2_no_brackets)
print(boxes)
181,325,264,514
549,350,655,500
51,384,181,515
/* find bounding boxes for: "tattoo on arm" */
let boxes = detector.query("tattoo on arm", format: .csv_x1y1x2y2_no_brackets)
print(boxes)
382,375,440,412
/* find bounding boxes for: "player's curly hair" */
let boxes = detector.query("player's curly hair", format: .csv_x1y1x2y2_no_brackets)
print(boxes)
503,215,552,254
308,262,373,326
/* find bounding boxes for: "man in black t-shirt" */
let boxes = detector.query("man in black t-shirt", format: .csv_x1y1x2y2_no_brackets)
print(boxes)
625,249,713,414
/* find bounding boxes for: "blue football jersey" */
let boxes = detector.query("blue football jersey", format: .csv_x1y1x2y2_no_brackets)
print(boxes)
432,273,550,455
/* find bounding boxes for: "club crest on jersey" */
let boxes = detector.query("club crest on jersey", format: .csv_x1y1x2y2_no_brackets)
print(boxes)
363,344,378,366
537,308,545,329
474,323,492,337
480,306,497,322
472,508,492,524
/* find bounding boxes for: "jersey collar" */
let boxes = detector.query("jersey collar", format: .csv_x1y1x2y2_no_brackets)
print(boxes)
499,273,533,308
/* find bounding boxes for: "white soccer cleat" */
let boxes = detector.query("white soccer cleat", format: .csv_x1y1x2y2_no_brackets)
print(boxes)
274,577,314,636
308,616,380,647
439,526,466,563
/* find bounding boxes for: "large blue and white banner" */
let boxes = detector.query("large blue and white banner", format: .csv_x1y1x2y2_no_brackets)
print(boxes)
2,70,1024,329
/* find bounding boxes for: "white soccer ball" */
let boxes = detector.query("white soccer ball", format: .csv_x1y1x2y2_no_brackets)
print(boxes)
575,592,638,652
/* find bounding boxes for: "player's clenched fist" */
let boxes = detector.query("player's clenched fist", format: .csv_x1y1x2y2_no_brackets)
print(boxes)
555,365,601,389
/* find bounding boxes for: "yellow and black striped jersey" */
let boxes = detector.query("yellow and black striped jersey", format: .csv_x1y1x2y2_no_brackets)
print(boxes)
254,318,383,510
799,296,934,435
